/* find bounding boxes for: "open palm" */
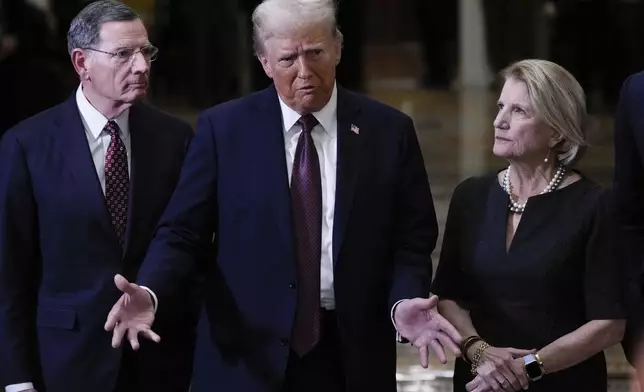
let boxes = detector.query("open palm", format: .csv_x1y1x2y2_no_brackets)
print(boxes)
394,296,462,366
104,274,159,350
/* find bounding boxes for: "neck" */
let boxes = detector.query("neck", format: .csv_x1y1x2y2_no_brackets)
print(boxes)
508,160,559,199
81,83,131,119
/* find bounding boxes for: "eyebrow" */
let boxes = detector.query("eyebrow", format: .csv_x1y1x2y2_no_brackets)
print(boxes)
113,43,152,50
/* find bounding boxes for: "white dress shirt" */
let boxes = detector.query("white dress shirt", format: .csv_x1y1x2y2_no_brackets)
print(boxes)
279,85,405,333
280,84,338,310
76,84,132,188
6,86,133,392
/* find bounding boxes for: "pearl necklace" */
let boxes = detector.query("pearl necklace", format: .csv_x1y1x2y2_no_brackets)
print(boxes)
502,164,566,214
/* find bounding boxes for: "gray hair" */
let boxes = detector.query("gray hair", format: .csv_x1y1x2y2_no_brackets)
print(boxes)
252,0,343,55
501,59,588,166
67,0,140,55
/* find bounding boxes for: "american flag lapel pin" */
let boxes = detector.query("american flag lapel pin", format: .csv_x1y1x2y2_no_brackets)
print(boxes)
350,124,360,135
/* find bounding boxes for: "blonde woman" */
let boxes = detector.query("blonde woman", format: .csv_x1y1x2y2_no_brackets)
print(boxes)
431,59,625,392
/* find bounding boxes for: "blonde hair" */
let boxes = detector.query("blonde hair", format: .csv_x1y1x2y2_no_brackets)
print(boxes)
501,59,588,166
251,0,343,55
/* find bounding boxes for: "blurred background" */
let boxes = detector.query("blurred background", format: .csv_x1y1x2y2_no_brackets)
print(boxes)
0,0,639,390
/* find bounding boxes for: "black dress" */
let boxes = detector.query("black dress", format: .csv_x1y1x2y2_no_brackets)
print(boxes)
431,172,625,392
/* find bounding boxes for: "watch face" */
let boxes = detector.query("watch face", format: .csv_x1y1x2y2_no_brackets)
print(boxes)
525,360,543,379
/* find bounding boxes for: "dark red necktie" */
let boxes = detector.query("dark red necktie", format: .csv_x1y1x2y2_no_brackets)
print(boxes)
104,120,129,247
290,114,322,356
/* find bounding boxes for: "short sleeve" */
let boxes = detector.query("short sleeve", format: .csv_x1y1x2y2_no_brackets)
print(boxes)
431,179,474,304
584,188,627,320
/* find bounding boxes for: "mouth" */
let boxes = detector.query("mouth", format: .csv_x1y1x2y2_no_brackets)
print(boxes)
299,86,316,92
495,136,511,142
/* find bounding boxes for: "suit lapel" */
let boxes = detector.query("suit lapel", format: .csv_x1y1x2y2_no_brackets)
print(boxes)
256,86,295,262
123,103,152,254
332,87,364,265
55,95,121,253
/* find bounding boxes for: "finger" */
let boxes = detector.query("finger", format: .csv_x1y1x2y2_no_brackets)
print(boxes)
128,328,140,351
427,295,439,308
436,330,462,357
111,322,127,348
466,376,482,391
472,385,488,392
505,347,537,358
429,339,447,364
472,381,492,392
432,312,462,343
511,361,530,390
114,274,140,295
497,369,521,391
104,297,125,331
140,328,161,343
418,345,429,368
409,296,438,312
483,374,501,392
413,332,436,348
499,367,521,391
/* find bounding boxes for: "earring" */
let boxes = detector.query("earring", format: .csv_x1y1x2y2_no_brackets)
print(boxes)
544,147,552,163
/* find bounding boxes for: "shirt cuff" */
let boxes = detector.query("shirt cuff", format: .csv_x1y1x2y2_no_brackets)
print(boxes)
391,299,409,343
6,382,34,392
140,286,158,313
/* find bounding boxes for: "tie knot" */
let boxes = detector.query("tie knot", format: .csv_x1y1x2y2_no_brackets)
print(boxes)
297,114,319,134
105,120,120,137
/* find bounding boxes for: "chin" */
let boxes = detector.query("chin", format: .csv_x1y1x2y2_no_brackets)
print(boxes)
492,145,511,159
301,96,325,112
125,89,147,103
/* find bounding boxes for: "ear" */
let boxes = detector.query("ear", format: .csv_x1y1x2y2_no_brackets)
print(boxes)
548,129,564,148
334,37,342,66
71,48,91,81
257,53,274,79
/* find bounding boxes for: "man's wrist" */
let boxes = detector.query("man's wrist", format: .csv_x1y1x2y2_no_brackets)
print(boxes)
391,299,409,343
139,286,158,313
6,381,34,392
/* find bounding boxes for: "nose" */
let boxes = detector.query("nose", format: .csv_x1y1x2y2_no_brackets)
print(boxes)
131,51,149,74
493,108,509,130
296,56,312,80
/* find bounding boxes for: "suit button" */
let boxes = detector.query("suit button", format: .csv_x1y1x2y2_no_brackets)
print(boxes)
289,282,296,289
279,338,289,346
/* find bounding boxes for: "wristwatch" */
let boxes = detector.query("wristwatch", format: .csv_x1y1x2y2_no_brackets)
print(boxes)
523,353,544,382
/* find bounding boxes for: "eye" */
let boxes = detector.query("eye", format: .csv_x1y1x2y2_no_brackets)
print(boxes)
278,55,296,66
115,48,134,59
513,106,526,115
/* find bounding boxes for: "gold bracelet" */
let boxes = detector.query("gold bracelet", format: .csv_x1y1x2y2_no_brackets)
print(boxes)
461,335,483,364
470,341,490,375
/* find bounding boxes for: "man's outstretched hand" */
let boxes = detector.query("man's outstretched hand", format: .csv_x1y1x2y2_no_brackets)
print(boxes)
394,296,462,367
104,274,159,350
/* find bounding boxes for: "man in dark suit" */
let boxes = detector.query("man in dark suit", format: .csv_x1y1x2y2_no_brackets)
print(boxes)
614,71,644,389
0,1,197,391
105,0,461,391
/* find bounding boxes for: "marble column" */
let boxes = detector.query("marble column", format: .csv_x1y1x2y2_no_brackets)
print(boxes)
457,0,493,180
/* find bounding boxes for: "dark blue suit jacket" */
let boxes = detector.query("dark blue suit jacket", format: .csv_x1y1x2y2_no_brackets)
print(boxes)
614,71,644,365
137,85,439,392
0,95,197,391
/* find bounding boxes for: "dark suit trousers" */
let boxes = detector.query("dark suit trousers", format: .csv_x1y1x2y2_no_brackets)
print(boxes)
282,309,346,392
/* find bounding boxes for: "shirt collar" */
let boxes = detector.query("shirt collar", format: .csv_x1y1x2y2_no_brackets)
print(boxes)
75,84,130,141
278,82,337,137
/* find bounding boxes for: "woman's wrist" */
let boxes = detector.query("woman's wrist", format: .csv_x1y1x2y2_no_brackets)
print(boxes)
461,335,484,362
466,340,484,361
470,341,490,374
